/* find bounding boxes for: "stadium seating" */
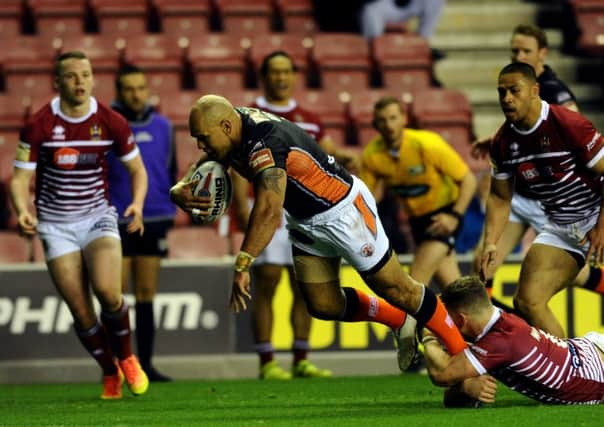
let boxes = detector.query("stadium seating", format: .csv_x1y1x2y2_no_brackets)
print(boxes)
173,127,200,177
294,88,349,144
312,34,371,90
409,88,472,129
214,0,273,34
275,0,317,34
247,33,313,78
372,34,432,92
430,125,488,173
152,0,210,35
89,0,148,35
0,231,33,263
186,34,250,91
29,0,86,37
575,12,604,55
0,94,28,131
122,34,187,92
346,89,391,146
0,0,22,38
166,226,230,259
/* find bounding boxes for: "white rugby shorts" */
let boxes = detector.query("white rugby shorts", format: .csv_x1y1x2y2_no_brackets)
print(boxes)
37,206,121,261
509,194,546,233
533,212,598,260
286,176,390,273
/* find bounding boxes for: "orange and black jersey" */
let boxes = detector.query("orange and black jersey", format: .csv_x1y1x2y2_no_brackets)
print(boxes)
229,107,353,220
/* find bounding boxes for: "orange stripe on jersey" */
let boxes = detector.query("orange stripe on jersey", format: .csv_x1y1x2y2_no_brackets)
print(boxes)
353,194,377,238
286,149,350,203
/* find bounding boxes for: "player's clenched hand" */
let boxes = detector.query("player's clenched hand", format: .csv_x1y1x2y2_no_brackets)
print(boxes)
471,136,493,160
229,271,252,313
17,211,38,237
124,203,144,236
583,222,604,267
479,243,497,281
169,179,212,213
461,375,497,403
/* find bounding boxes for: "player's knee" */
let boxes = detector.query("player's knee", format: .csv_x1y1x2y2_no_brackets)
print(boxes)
513,295,542,315
306,299,341,321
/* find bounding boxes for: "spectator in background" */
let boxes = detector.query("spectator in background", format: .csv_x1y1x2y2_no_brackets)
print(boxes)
107,64,177,382
231,51,359,379
360,96,477,291
360,0,446,59
9,51,149,399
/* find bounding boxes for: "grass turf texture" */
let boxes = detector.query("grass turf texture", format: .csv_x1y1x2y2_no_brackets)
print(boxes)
1,374,602,426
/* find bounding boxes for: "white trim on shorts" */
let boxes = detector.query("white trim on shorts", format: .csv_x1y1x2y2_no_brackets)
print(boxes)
286,176,390,273
255,212,293,266
509,194,546,232
532,213,598,260
37,206,121,261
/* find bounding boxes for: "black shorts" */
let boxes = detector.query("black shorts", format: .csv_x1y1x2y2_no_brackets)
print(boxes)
408,204,462,251
119,219,174,257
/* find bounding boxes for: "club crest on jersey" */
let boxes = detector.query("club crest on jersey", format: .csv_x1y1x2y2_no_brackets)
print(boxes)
54,147,80,169
90,124,102,140
52,125,65,140
360,243,375,257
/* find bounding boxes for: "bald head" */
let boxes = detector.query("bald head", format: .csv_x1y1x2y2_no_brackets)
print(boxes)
190,94,236,128
189,94,242,161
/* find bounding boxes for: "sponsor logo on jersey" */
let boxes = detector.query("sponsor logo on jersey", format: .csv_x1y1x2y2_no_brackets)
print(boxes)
90,124,102,140
250,148,275,173
519,163,539,181
51,125,65,140
408,164,425,176
53,147,80,169
567,342,582,369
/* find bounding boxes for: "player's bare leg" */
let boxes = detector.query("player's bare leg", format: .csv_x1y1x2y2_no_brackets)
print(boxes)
433,252,462,289
409,240,456,288
514,243,580,338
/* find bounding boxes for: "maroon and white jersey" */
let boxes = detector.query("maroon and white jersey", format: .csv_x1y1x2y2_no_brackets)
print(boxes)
490,101,604,224
465,309,604,405
14,97,139,223
252,97,326,142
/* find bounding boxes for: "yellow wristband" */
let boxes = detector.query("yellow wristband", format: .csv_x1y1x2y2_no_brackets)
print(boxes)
234,251,255,272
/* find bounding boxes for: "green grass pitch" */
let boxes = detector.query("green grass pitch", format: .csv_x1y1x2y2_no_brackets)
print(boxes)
1,374,602,426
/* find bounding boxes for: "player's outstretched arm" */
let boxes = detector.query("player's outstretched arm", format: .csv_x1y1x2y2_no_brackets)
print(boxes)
122,154,148,235
423,334,479,387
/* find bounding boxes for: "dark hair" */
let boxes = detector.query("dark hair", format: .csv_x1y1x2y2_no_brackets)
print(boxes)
259,50,297,77
499,62,537,83
373,96,405,114
54,50,88,77
440,276,491,314
512,24,548,49
115,63,145,92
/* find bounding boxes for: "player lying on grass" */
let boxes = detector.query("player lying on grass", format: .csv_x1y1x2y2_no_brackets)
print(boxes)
423,276,604,406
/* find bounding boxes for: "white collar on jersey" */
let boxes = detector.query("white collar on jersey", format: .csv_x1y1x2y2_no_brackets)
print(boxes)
255,96,297,113
474,307,502,342
510,100,549,136
51,96,98,124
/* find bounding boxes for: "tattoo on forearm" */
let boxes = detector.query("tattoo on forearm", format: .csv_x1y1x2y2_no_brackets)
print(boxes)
259,168,285,194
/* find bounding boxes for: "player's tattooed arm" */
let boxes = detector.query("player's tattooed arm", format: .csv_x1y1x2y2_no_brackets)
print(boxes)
257,167,286,194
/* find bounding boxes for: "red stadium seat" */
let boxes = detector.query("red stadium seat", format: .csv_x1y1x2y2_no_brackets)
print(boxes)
157,90,199,129
409,88,472,129
152,0,210,35
274,0,317,34
347,89,392,146
372,34,432,92
29,0,86,37
89,0,148,35
0,231,33,263
575,12,604,55
57,34,125,72
312,34,371,90
2,36,59,97
123,34,187,91
248,34,313,78
571,0,604,13
429,126,488,173
173,127,200,177
0,0,22,38
295,88,349,129
186,34,250,91
167,226,230,259
215,0,273,34
0,94,28,131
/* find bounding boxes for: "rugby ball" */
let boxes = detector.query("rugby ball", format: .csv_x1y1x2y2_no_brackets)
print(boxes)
189,161,232,225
